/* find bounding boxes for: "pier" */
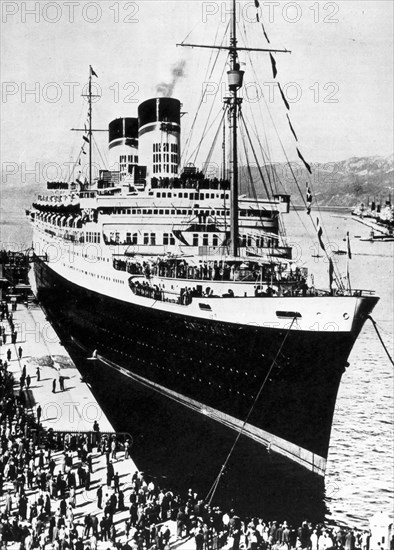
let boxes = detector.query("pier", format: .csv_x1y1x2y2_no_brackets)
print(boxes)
2,301,115,433
0,300,185,549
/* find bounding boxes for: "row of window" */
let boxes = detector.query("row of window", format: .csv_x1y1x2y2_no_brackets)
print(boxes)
85,232,101,243
119,155,138,163
153,143,178,153
152,164,178,174
152,153,178,164
154,191,230,200
120,164,134,173
66,262,124,284
104,207,268,218
108,207,229,216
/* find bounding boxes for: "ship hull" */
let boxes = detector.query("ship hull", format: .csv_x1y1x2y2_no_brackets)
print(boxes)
33,258,375,475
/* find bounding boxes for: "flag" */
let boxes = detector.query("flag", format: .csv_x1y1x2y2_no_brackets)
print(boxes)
346,231,352,259
287,114,298,141
83,135,90,143
346,258,351,292
269,53,277,79
256,13,260,22
90,66,98,78
306,183,312,215
278,83,289,110
297,148,312,174
262,23,270,43
316,217,326,252
254,0,259,7
329,258,334,293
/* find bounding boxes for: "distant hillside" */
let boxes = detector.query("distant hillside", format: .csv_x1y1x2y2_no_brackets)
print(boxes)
242,154,394,207
1,154,393,211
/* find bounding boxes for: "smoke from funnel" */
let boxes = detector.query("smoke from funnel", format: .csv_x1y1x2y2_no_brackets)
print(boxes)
156,60,186,97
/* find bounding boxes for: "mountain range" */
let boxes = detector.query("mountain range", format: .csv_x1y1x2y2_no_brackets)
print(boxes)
1,154,393,214
241,154,394,207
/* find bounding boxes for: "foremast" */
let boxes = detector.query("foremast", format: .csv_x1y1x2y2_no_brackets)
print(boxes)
178,0,290,257
229,0,241,256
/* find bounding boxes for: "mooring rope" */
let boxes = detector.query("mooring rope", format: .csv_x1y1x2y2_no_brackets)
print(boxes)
205,317,297,506
368,315,394,367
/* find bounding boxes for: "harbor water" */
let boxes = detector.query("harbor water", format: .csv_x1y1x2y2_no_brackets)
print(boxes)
1,207,393,528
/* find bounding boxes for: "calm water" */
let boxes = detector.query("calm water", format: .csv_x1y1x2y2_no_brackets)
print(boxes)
1,208,393,528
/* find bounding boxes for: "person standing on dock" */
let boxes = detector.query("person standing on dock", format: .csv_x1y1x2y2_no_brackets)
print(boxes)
36,366,40,381
26,374,31,388
113,472,120,493
37,404,42,424
106,462,114,487
97,484,103,509
7,348,11,361
52,379,56,393
18,346,23,359
124,437,130,460
110,436,117,461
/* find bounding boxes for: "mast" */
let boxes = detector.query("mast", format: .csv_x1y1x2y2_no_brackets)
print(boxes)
88,67,93,187
177,1,290,256
230,0,239,256
222,114,227,235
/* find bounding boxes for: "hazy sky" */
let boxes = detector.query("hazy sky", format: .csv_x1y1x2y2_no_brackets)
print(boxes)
1,0,393,183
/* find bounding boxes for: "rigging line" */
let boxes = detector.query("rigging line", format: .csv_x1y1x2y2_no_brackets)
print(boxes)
92,134,108,170
238,17,293,199
241,109,277,203
251,75,334,275
179,18,206,46
256,94,343,287
181,21,230,166
242,99,275,195
239,111,274,207
67,152,82,184
205,316,297,507
310,193,345,290
189,61,228,167
187,107,224,167
242,43,277,195
368,315,394,367
239,114,267,233
202,110,227,176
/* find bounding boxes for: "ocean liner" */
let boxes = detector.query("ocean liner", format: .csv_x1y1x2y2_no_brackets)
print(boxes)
27,0,378,476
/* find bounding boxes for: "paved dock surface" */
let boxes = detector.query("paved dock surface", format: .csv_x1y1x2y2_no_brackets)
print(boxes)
1,302,114,433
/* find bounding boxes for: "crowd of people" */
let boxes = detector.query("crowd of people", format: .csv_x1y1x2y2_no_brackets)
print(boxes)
0,301,378,550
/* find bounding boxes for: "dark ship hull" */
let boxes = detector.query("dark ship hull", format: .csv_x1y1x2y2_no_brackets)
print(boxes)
34,258,377,475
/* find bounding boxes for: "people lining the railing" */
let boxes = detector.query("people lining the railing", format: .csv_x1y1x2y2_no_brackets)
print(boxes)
154,258,305,285
113,259,144,276
129,280,163,301
117,257,311,290
150,175,230,191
